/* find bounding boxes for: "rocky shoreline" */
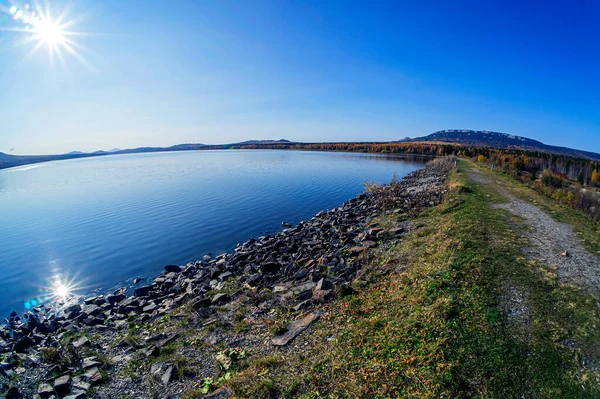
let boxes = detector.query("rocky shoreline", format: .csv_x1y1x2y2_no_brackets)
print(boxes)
0,157,453,399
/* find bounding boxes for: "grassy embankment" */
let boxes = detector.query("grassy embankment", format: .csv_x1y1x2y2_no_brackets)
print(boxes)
221,159,600,398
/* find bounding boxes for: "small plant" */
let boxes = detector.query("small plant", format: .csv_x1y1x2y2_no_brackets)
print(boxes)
217,348,247,372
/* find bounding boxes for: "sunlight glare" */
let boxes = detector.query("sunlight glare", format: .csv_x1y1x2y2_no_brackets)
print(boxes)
35,18,65,46
55,282,69,299
1,0,94,67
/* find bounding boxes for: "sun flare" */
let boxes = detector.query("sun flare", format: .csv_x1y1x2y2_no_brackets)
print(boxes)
55,282,70,299
35,18,66,46
2,1,93,67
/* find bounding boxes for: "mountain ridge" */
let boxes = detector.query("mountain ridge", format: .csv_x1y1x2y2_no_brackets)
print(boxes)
2,132,598,170
406,129,600,160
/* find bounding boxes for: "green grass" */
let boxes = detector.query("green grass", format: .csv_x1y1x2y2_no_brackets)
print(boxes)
226,160,600,398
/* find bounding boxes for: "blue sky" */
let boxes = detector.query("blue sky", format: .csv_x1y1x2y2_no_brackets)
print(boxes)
0,0,599,154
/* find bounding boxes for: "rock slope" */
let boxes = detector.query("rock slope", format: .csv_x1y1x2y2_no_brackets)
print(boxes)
0,158,453,399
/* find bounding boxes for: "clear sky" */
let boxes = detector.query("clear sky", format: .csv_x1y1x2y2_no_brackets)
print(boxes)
1,0,599,154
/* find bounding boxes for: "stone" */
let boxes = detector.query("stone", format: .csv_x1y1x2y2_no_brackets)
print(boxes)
261,261,280,274
272,311,323,346
391,226,405,236
189,297,212,309
82,367,103,384
211,293,230,304
114,319,128,329
83,305,102,316
5,386,22,399
14,336,33,352
53,374,71,395
143,345,159,357
106,293,126,306
348,246,367,254
248,273,262,286
65,304,81,313
82,357,101,369
161,365,176,385
133,286,153,297
293,268,308,280
164,265,182,273
142,303,158,313
37,383,53,398
218,271,233,281
71,336,90,348
313,289,334,303
73,381,91,392
133,278,142,284
315,278,333,291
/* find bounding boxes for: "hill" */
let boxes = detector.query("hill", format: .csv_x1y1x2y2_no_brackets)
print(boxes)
406,129,600,160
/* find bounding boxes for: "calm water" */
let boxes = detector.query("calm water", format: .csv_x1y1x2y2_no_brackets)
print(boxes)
0,150,423,317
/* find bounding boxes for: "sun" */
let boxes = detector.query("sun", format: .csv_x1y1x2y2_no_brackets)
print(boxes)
2,1,93,67
35,18,66,46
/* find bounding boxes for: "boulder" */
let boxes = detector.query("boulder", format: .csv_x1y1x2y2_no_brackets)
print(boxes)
37,383,53,398
164,265,182,273
53,374,71,395
134,286,153,297
106,293,126,306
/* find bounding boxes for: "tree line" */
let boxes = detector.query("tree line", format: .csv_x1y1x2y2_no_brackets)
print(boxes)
225,141,600,221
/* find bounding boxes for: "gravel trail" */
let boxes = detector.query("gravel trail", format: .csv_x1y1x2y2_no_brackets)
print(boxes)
467,168,600,295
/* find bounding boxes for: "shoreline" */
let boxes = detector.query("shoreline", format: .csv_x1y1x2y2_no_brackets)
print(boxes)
0,157,453,399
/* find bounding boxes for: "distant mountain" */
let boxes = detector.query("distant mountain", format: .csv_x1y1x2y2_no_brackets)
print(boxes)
406,129,600,161
2,133,597,171
232,139,292,146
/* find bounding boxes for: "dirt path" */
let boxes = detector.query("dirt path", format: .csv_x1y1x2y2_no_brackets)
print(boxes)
466,167,600,296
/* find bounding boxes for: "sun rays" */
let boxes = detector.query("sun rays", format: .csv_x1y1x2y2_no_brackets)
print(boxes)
1,0,94,68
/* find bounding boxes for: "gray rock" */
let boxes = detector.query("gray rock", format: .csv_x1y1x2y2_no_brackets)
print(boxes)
37,383,53,398
143,345,159,357
71,336,90,348
53,374,71,395
161,365,176,385
272,311,323,346
14,336,33,352
164,265,182,273
133,286,153,297
248,273,262,286
106,293,126,306
65,304,81,313
293,268,308,280
142,303,158,313
82,357,101,369
211,293,230,304
315,278,333,291
82,367,103,384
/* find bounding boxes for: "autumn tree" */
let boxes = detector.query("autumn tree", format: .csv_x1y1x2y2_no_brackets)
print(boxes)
592,169,600,182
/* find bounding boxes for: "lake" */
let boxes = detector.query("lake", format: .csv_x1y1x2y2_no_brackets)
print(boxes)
0,150,424,317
